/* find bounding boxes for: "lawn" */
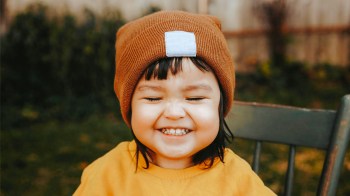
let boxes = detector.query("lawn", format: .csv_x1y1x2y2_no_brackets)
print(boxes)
1,115,131,195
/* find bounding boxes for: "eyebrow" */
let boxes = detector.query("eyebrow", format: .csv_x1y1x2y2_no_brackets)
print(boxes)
183,84,213,92
136,85,164,92
135,83,213,92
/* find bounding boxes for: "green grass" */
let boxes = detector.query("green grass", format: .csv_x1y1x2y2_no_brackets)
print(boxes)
1,115,132,195
1,115,349,195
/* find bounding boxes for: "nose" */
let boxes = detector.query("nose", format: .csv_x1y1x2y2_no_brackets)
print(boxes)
163,101,186,120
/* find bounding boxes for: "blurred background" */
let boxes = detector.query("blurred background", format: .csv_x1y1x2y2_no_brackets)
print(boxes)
1,0,349,195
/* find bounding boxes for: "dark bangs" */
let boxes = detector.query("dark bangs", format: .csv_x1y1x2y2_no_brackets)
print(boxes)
144,57,211,80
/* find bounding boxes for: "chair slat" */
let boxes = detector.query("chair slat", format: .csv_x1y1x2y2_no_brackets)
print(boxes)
284,145,296,196
227,102,336,149
252,141,262,173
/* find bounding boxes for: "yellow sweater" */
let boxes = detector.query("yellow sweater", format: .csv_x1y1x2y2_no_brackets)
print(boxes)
74,141,275,196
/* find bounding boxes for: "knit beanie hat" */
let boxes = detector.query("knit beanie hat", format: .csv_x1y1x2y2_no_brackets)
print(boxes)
114,11,235,127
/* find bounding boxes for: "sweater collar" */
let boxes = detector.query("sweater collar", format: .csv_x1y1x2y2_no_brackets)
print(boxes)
128,140,221,180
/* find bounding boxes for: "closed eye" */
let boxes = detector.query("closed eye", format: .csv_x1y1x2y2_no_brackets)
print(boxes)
144,97,162,102
186,97,205,101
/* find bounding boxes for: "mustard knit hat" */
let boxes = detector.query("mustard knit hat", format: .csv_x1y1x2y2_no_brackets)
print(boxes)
114,11,235,127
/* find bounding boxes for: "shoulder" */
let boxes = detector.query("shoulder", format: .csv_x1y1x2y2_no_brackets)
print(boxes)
219,148,276,195
223,148,253,172
90,140,131,164
74,141,137,195
214,148,256,180
80,141,135,181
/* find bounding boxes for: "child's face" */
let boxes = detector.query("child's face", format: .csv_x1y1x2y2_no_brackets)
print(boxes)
131,58,221,169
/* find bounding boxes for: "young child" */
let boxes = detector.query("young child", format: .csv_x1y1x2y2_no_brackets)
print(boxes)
74,11,276,195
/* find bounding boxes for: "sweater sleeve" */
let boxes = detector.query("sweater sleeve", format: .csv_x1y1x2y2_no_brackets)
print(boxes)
236,169,276,196
73,141,131,196
73,152,109,196
73,165,91,196
227,150,276,196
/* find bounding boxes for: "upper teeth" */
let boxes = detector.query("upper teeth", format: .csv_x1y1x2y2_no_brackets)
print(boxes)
162,128,189,136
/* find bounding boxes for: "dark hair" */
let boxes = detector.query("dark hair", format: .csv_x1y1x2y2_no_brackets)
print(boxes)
132,57,234,169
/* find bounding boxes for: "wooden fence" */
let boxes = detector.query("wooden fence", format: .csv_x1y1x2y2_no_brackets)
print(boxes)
4,0,350,69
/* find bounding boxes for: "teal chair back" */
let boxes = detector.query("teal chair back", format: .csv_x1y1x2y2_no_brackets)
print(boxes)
226,95,350,196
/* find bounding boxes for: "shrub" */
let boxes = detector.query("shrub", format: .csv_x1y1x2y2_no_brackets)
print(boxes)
1,4,125,128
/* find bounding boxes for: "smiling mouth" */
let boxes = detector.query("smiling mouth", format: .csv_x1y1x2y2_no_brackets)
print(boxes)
161,128,190,136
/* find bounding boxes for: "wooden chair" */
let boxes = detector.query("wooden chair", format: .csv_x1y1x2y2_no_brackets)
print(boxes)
226,94,350,196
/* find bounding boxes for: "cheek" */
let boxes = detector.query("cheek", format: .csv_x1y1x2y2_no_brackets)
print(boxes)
190,103,220,135
194,110,220,148
131,104,152,144
131,102,162,134
131,103,149,129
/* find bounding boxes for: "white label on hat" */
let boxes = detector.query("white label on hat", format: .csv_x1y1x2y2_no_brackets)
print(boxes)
165,31,196,57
